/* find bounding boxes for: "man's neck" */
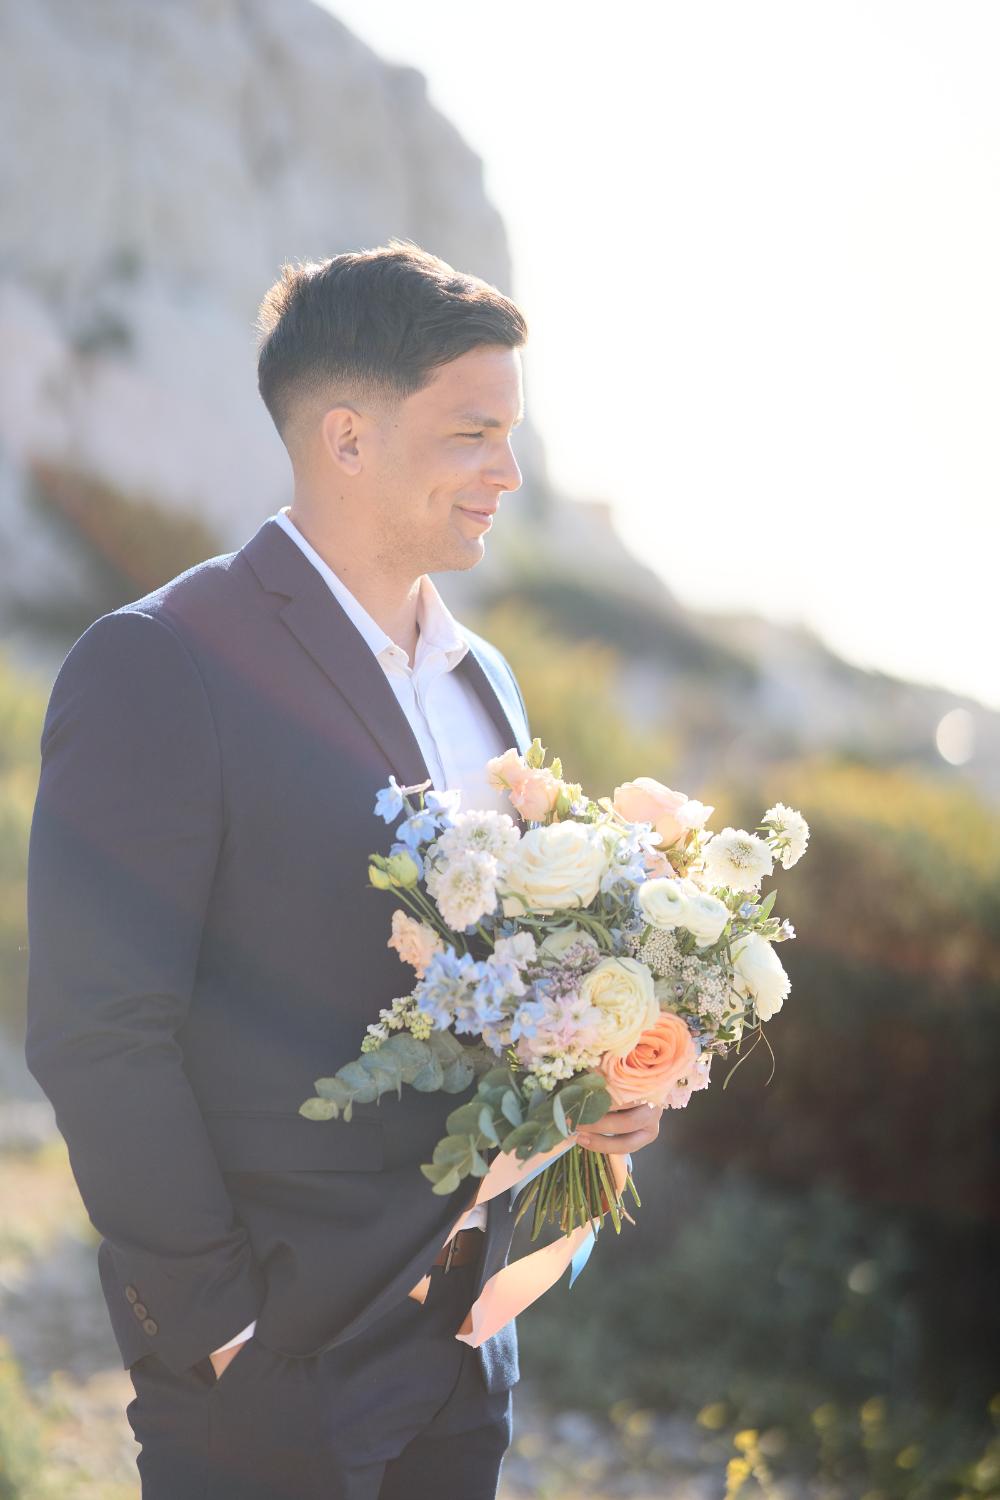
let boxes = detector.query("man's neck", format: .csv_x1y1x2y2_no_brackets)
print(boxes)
282,506,422,663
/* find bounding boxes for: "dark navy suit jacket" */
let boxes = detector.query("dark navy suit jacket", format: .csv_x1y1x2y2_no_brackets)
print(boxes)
24,514,533,1396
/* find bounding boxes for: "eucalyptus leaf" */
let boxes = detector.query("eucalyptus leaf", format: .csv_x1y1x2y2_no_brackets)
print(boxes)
335,1060,379,1104
432,1167,462,1195
441,1057,476,1093
499,1089,523,1127
299,1097,341,1121
359,1053,402,1098
313,1077,352,1107
446,1101,486,1137
380,1033,433,1081
434,1136,473,1166
478,1107,499,1145
427,1029,465,1063
410,1053,445,1092
552,1092,569,1137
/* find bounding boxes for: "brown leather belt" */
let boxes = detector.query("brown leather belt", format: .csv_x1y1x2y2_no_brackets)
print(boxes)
432,1228,483,1271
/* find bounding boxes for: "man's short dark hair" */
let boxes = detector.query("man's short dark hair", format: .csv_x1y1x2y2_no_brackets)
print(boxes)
255,238,528,445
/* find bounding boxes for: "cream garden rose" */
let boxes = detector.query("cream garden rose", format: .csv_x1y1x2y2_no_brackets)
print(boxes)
500,821,609,917
580,955,659,1055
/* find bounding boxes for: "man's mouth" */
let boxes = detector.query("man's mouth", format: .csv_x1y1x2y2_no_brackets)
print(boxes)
457,506,496,526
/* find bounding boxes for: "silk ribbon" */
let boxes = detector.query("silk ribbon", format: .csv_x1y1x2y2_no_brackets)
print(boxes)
407,1133,631,1347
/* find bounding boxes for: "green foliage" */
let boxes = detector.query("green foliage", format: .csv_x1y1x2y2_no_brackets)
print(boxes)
0,1336,44,1499
0,651,45,1033
517,1166,1000,1498
300,1030,495,1125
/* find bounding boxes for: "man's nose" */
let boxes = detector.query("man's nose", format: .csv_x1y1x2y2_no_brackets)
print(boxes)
494,448,523,493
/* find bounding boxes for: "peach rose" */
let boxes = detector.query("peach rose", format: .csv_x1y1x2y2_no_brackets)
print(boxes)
613,777,696,850
508,767,562,821
486,748,532,794
386,909,444,978
598,1011,699,1107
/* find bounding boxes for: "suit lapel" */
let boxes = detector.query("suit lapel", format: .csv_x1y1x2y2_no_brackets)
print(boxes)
240,517,530,790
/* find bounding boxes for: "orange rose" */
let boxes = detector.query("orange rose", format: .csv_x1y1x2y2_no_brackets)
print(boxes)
599,1011,699,1107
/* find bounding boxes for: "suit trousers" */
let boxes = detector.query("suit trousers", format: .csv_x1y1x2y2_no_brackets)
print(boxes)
125,1254,514,1500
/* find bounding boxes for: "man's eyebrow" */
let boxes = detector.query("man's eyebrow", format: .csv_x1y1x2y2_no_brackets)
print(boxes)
451,410,525,428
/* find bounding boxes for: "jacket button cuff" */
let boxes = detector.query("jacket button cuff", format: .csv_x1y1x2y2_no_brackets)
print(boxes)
124,1286,138,1304
142,1318,158,1335
133,1303,148,1319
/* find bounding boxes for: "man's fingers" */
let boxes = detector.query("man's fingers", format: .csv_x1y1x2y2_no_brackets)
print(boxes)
576,1102,663,1154
576,1128,656,1155
582,1104,658,1135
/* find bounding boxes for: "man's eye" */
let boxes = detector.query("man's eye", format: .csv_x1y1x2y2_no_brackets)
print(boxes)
458,432,484,439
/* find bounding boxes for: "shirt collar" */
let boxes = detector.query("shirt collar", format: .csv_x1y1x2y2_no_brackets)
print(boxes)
272,507,469,671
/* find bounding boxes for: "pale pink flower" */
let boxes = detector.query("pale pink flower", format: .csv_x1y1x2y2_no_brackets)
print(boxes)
386,909,444,978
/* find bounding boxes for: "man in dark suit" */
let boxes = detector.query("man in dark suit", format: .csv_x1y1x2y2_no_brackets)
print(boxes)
24,241,535,1499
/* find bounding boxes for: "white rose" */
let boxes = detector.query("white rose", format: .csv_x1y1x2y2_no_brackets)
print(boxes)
680,892,730,947
637,878,689,929
500,821,608,917
580,956,659,1054
731,933,791,1021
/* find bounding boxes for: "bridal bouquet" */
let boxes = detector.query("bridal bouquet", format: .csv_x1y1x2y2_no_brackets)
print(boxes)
300,738,809,1242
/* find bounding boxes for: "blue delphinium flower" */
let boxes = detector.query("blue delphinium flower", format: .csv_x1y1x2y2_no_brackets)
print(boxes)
411,948,480,1031
394,806,443,850
506,994,548,1043
423,788,462,828
374,775,408,824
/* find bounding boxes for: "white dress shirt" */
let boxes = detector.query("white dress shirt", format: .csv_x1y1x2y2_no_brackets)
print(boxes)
213,506,511,1353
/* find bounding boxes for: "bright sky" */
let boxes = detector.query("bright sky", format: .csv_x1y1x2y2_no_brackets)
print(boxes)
321,1,997,711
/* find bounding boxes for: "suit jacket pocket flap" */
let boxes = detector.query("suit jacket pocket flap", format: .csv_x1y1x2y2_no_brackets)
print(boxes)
203,1110,384,1172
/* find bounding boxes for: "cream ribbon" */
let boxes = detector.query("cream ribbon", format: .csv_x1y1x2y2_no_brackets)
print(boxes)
407,1133,630,1347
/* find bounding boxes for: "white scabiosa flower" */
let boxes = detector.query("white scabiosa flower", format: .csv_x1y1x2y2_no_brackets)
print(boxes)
431,809,522,872
730,932,791,1021
425,849,500,931
761,803,810,869
701,827,774,893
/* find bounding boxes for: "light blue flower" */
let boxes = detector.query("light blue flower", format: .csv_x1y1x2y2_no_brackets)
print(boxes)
423,788,462,825
374,775,408,824
394,806,442,850
411,947,481,1031
506,996,547,1042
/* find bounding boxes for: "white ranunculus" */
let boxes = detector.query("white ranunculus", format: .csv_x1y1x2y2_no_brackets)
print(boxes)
499,821,609,917
580,956,659,1054
680,892,730,947
730,932,791,1021
637,877,689,929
